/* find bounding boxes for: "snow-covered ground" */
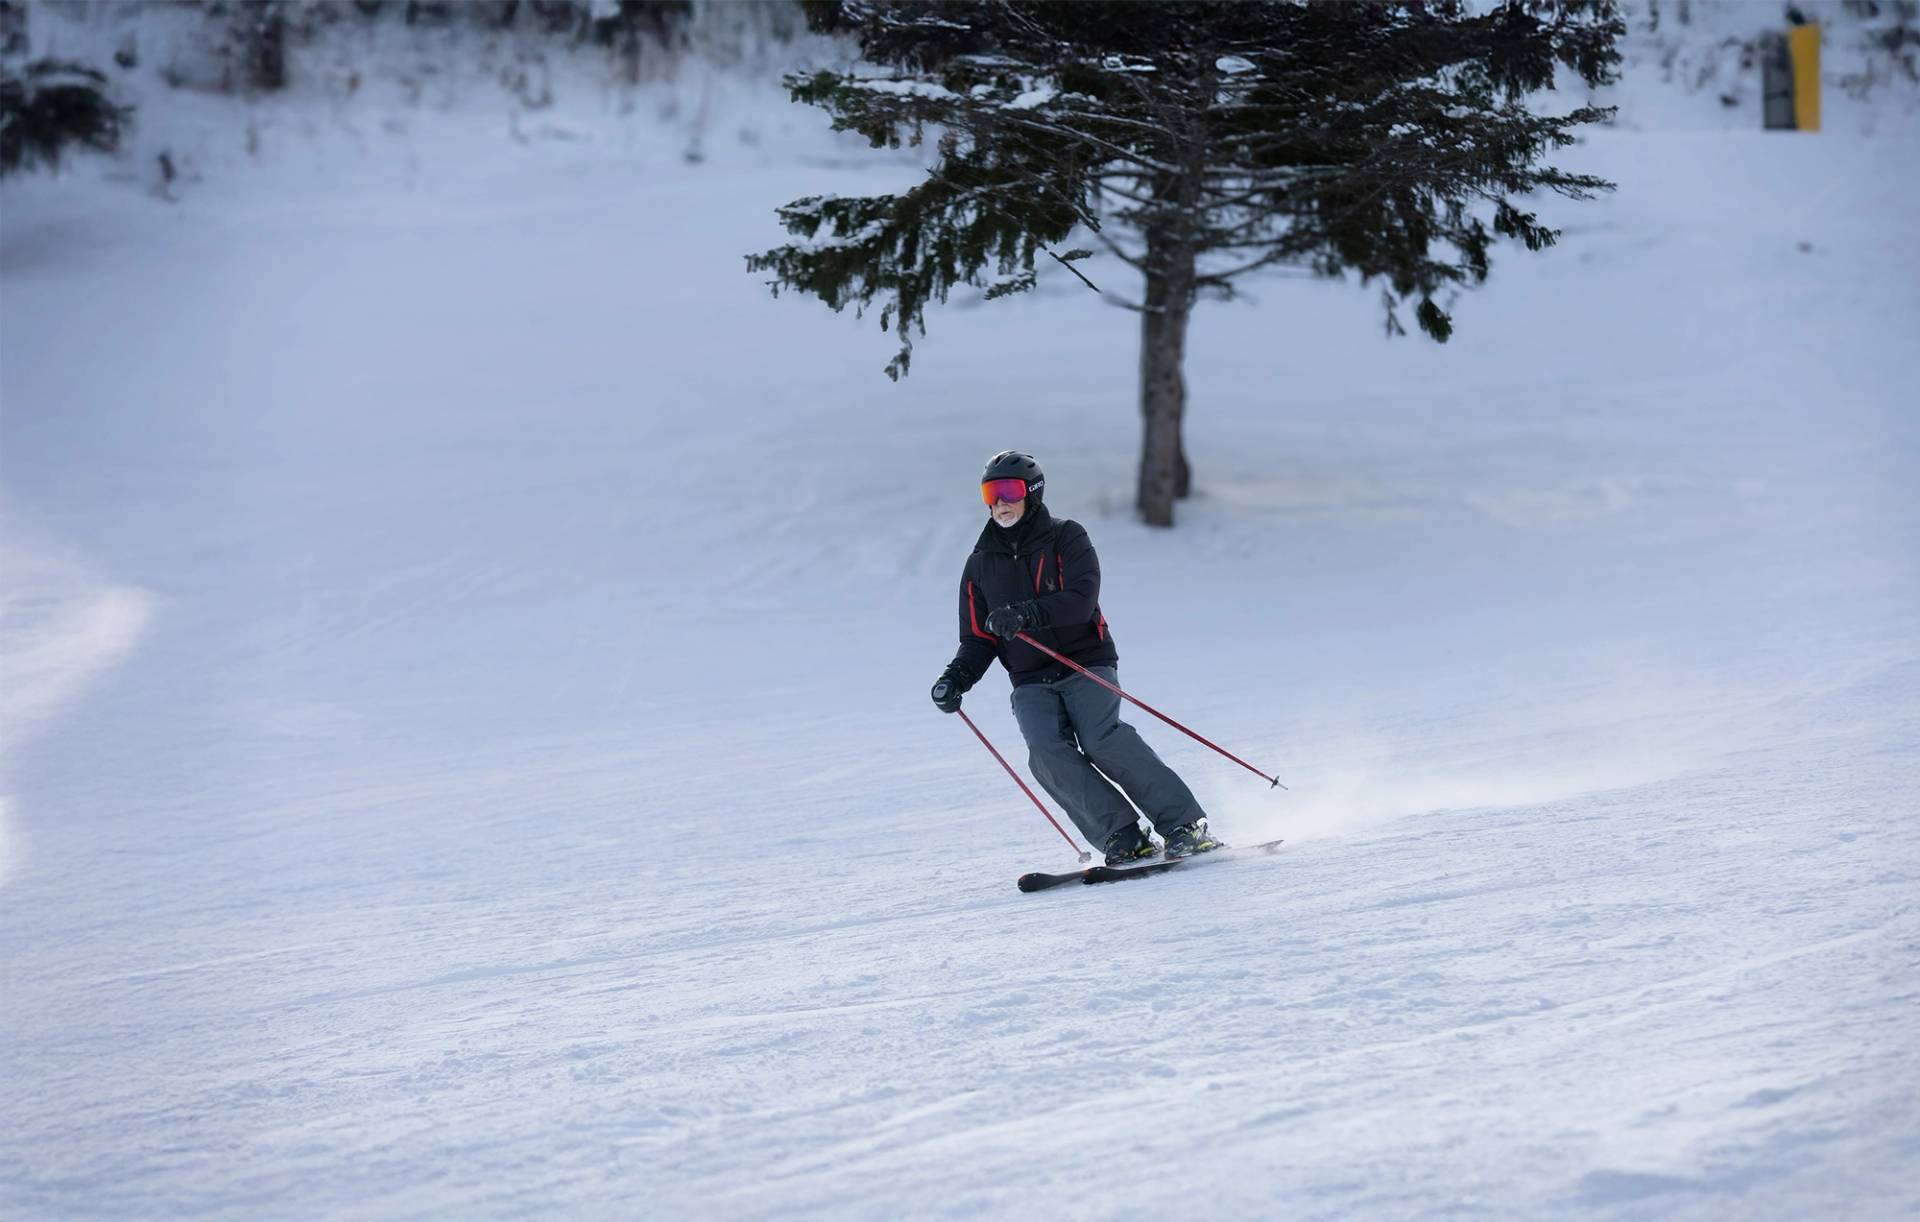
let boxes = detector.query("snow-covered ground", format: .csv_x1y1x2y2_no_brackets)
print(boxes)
3,3,1917,1217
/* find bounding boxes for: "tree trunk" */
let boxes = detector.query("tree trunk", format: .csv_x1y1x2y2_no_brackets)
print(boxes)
1137,233,1196,528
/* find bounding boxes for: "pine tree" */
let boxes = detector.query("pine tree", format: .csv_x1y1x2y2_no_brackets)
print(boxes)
747,0,1623,526
0,60,129,179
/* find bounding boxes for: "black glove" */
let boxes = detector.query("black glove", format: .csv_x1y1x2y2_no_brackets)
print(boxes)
985,601,1041,640
930,672,965,713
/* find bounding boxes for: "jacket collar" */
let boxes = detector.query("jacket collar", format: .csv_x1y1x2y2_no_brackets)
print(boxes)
975,501,1055,555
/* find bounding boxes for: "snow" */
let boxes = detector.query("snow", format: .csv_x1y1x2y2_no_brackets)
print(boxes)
1006,84,1056,111
2,2,1918,1218
852,77,959,101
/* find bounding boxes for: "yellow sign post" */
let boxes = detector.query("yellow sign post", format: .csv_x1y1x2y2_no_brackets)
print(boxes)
1789,24,1821,132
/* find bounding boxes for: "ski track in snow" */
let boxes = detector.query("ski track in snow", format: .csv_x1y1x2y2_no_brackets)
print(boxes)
3,7,1919,1218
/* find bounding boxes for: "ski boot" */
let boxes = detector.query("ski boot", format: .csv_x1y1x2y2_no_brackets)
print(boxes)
1102,824,1157,867
1161,819,1222,859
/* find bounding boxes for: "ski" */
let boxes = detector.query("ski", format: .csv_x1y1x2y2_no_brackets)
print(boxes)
1016,839,1285,893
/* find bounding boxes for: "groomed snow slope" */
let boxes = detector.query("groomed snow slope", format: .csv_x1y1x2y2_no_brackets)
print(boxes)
2,9,1918,1218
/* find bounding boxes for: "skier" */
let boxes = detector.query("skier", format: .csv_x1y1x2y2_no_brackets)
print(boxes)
930,451,1220,866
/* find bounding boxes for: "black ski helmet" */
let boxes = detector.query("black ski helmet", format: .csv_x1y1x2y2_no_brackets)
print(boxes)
982,450,1045,507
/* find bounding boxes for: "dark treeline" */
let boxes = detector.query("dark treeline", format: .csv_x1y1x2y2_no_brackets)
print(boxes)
188,1,804,94
0,0,807,177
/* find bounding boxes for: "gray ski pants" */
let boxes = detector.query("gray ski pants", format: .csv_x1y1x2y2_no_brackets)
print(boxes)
1009,665,1207,846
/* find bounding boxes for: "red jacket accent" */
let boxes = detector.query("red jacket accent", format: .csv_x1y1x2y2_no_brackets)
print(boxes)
965,580,995,642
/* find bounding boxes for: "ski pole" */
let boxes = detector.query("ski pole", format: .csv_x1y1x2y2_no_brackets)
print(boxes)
955,708,1092,862
1014,632,1288,790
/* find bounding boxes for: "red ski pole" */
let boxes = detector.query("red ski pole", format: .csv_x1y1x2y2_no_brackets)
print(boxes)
955,708,1092,862
1015,632,1288,790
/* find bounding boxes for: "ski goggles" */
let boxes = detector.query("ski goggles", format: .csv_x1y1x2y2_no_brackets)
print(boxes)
981,478,1030,506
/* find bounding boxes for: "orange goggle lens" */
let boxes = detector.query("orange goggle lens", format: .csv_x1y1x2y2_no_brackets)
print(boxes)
982,478,1028,506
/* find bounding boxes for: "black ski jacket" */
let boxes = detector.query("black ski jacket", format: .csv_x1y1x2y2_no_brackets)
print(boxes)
945,502,1118,690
